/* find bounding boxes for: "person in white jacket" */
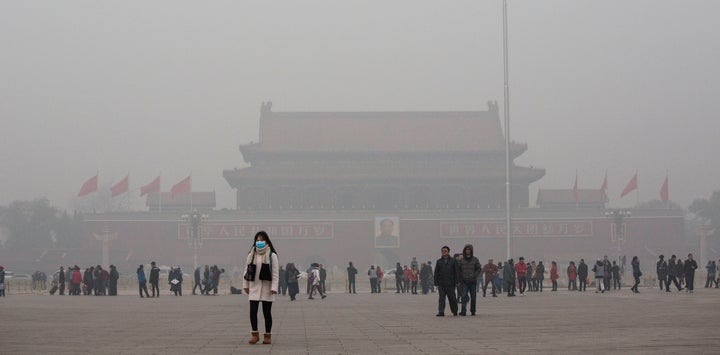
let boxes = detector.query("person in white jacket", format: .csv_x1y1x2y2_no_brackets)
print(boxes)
308,263,327,300
243,231,279,345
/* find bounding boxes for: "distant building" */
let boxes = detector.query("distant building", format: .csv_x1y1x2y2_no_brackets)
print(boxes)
223,101,545,210
146,192,216,212
536,189,607,209
27,101,682,275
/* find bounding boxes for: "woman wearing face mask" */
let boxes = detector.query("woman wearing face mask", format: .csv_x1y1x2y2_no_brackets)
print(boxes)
243,231,279,345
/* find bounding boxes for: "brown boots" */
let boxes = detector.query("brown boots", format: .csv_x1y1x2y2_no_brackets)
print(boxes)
248,331,271,345
248,331,260,344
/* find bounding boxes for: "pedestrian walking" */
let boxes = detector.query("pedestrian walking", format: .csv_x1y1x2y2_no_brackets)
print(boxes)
434,246,460,316
684,253,698,292
286,263,300,301
630,256,641,293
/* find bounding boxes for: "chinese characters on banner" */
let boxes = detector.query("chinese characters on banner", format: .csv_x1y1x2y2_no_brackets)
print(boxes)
441,220,593,238
178,222,334,240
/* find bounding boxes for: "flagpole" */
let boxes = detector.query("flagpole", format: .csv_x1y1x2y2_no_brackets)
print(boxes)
503,0,512,261
189,173,193,213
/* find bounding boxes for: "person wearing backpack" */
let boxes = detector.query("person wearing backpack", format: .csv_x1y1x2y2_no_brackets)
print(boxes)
243,231,280,345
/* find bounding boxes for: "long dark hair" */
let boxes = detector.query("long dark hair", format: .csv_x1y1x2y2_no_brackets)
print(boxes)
252,231,278,255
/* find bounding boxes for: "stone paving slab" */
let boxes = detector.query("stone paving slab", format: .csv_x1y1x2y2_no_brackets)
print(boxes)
1,287,720,354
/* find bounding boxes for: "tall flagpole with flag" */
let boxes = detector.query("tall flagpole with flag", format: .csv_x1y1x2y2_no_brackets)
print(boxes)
620,171,638,204
660,170,669,209
170,174,192,211
140,174,162,212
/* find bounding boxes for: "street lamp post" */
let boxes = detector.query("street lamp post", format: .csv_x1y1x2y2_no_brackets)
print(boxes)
605,209,631,267
181,209,208,271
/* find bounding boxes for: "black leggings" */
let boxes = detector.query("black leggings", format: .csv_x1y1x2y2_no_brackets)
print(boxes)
250,301,273,333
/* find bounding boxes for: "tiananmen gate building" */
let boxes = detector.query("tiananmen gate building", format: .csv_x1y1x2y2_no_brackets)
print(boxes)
69,102,686,273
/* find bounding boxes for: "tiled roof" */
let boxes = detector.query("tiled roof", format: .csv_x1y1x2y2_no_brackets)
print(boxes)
536,189,607,206
251,108,505,153
145,192,216,207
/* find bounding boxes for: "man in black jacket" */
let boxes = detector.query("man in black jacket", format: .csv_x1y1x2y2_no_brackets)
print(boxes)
656,255,668,291
108,265,119,296
149,261,160,298
666,255,683,292
434,246,460,317
347,262,357,294
395,263,404,293
577,259,588,292
684,253,698,292
58,266,65,295
193,266,203,295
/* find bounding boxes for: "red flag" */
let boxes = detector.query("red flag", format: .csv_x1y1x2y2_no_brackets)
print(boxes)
600,172,608,200
572,172,578,204
620,173,638,198
140,176,160,197
77,174,98,197
110,175,129,197
660,175,669,202
170,175,191,199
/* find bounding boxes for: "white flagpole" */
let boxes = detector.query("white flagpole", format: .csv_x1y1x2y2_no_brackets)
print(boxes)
503,0,512,261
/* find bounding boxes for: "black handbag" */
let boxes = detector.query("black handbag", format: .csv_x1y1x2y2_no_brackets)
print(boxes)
244,263,256,282
244,250,257,281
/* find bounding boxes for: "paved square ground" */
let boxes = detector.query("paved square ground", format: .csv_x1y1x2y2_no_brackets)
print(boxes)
1,286,719,354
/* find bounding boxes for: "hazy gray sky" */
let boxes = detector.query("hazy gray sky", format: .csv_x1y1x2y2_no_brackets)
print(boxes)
1,1,719,211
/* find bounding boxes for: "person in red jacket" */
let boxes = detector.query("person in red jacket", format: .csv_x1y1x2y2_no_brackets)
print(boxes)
409,266,419,294
515,257,527,296
567,261,577,291
482,259,498,297
376,266,384,293
550,261,559,291
71,266,82,296
403,266,412,294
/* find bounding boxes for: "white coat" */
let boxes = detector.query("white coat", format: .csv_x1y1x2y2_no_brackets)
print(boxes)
242,251,279,302
311,268,320,286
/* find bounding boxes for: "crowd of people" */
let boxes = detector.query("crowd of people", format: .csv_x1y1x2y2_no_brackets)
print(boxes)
428,245,712,316
2,231,719,349
46,265,120,296
135,263,226,298
6,262,228,298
